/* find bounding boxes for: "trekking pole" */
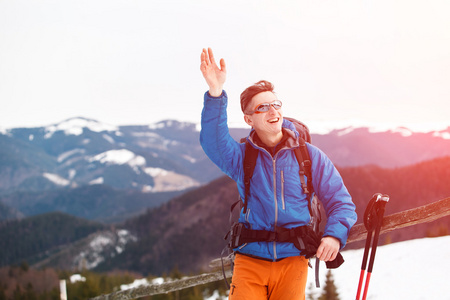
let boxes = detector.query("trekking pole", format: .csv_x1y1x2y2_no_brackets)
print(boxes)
356,193,389,300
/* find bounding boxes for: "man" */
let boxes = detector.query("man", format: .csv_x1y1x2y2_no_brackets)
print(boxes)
200,48,357,300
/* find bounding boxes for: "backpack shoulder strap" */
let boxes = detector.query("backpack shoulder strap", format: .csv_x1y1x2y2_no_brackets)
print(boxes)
294,139,322,232
293,138,313,195
243,140,259,213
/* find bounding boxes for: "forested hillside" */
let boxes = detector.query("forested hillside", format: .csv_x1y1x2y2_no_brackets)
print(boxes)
92,156,450,276
0,184,184,223
0,212,105,267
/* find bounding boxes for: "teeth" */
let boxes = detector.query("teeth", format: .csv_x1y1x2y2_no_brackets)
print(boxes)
268,118,279,123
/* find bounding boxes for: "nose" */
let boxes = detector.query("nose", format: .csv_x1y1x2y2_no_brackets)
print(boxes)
268,104,277,114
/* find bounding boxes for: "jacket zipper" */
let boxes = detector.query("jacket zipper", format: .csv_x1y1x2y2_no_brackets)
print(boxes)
247,139,291,261
281,170,285,210
272,157,278,261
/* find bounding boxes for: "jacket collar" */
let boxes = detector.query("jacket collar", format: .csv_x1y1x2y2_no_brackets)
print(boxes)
247,119,300,153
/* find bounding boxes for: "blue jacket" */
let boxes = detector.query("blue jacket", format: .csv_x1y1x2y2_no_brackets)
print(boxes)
200,91,357,261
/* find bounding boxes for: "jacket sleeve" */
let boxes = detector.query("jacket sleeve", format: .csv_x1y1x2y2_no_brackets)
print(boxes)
199,91,244,181
307,143,357,249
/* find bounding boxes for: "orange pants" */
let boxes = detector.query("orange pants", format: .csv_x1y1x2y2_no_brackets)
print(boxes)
229,254,309,300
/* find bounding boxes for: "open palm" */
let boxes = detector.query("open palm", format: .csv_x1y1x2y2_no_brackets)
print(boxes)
200,48,226,97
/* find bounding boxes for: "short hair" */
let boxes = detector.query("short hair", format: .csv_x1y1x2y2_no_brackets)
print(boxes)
240,80,275,114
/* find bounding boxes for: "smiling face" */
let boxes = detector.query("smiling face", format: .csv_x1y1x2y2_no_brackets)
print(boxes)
244,91,284,147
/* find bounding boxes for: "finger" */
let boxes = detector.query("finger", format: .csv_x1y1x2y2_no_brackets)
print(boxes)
220,58,226,72
330,251,337,261
200,61,206,73
201,49,205,63
316,244,324,260
325,249,333,261
208,47,217,66
202,48,211,66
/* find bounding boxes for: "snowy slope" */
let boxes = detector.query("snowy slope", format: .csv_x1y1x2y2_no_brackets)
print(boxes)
117,236,449,300
307,236,450,300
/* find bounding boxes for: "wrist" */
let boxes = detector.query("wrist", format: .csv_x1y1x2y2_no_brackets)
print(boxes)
208,87,223,97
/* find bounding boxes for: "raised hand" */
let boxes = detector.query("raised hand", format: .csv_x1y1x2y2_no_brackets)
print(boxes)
200,48,226,97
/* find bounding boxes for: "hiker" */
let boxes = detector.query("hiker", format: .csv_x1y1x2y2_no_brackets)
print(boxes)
199,48,357,300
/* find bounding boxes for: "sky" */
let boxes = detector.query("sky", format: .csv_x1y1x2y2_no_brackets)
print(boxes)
1,0,449,133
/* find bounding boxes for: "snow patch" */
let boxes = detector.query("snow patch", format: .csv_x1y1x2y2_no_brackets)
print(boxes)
102,134,115,144
144,167,168,177
143,167,200,192
74,230,137,270
88,149,146,168
120,278,150,291
391,127,413,137
68,169,76,180
43,173,70,186
303,119,449,135
204,290,227,300
433,131,450,140
148,120,193,130
336,127,356,136
44,117,118,138
89,177,104,185
70,274,86,283
58,148,85,163
0,127,8,135
182,154,197,163
131,131,161,138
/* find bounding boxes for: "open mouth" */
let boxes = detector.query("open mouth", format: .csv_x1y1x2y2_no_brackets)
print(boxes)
268,117,280,124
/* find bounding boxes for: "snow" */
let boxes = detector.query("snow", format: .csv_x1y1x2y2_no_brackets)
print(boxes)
57,148,85,163
68,169,76,180
70,274,86,283
182,154,197,163
390,127,413,137
336,127,356,136
305,236,450,300
102,133,115,144
120,278,150,291
300,119,450,136
144,167,168,177
89,177,104,185
105,236,449,299
88,149,146,168
148,120,192,130
44,117,118,138
143,167,200,192
74,230,137,270
433,131,450,140
43,173,70,186
204,290,227,300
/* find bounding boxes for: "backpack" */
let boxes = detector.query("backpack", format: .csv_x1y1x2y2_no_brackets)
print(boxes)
222,117,343,288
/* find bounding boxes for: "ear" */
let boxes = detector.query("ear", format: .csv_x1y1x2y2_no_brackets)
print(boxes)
244,114,253,127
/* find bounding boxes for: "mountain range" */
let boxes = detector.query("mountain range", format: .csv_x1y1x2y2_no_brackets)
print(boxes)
1,117,449,223
0,117,449,274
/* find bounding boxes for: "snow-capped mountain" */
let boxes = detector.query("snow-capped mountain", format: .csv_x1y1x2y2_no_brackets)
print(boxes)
1,117,450,223
0,117,209,194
